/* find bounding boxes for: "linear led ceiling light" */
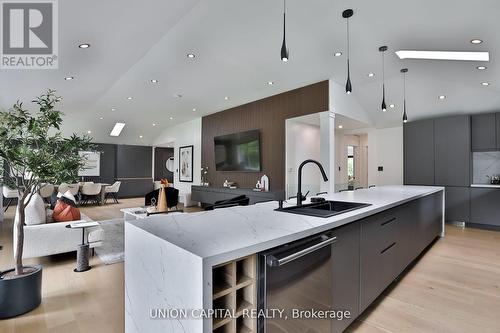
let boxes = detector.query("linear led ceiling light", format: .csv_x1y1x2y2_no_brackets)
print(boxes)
395,50,489,62
110,122,126,137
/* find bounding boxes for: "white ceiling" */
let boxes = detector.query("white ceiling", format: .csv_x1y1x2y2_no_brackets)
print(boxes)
0,0,498,145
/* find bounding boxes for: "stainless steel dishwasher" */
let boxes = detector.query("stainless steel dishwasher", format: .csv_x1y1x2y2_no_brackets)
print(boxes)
258,233,337,333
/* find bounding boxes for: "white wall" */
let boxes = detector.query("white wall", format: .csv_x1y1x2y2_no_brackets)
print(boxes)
319,111,334,193
329,80,373,126
154,118,202,195
285,120,322,198
336,126,403,188
367,126,404,186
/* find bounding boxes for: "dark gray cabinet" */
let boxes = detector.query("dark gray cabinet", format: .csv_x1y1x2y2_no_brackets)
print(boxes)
191,186,284,205
331,222,360,333
359,207,402,312
404,120,435,185
359,192,443,314
415,192,443,251
470,188,500,226
434,116,470,186
496,113,500,149
444,187,470,222
471,113,496,151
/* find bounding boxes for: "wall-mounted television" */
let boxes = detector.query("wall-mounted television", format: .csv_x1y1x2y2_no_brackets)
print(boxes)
214,129,261,172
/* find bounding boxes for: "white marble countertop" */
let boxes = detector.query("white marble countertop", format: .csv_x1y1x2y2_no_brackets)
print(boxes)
471,184,500,188
127,185,443,266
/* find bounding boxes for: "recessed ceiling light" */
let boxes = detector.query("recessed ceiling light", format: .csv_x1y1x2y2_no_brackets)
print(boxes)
395,50,489,62
110,123,126,137
169,117,174,120
152,123,156,126
268,81,274,85
470,39,483,45
139,135,143,139
150,79,159,83
111,108,116,111
438,95,446,100
224,96,229,100
78,43,90,49
187,53,196,58
192,108,197,112
477,66,487,70
338,125,343,129
481,82,490,86
389,104,395,108
367,73,375,77
173,94,182,98
127,96,133,100
64,76,74,81
334,52,342,57
87,130,92,134
99,117,104,120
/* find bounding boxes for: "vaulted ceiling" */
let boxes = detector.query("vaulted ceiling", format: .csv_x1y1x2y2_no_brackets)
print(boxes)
0,0,498,144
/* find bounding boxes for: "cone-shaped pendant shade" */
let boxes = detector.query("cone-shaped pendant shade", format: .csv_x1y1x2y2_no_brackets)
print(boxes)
403,104,408,123
281,13,289,62
346,60,352,94
346,76,352,94
381,85,387,111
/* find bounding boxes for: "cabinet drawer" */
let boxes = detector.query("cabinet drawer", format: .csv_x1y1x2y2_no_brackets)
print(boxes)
361,209,401,252
360,240,399,312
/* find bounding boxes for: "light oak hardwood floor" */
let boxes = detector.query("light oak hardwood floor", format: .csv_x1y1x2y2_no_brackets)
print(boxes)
1,200,499,333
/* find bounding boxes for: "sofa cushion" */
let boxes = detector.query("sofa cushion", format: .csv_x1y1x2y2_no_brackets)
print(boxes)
18,193,47,226
53,198,81,222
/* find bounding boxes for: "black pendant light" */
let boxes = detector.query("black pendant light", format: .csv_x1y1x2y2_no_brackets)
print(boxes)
280,0,289,62
401,68,408,123
379,46,388,111
342,9,354,94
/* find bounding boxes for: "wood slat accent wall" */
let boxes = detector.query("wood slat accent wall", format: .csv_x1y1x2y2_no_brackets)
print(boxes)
201,80,329,190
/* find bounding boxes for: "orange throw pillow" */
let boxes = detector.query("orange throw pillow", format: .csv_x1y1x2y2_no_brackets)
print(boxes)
53,200,81,222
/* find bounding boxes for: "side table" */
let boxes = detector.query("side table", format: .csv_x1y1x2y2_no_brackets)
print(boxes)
65,221,100,272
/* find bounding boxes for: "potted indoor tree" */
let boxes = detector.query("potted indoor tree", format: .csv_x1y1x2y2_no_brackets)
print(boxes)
0,90,93,318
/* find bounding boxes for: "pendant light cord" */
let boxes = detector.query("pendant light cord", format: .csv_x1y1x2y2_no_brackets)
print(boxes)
382,50,385,90
403,71,406,98
347,18,350,62
283,0,286,39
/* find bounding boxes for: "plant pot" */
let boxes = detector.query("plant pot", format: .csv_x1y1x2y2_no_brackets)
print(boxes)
0,265,42,319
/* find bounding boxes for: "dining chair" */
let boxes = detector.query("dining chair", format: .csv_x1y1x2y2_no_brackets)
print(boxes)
80,183,102,205
2,186,18,212
104,181,121,204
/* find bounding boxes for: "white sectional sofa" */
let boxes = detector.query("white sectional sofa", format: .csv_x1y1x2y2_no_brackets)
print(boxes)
12,194,103,259
14,213,104,259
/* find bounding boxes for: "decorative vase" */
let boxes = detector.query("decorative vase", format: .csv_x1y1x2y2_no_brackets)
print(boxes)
157,186,168,212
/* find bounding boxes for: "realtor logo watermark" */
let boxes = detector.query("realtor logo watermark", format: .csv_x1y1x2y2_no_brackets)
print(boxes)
1,0,58,69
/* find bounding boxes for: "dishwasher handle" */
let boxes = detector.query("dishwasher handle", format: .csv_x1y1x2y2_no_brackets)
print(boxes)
267,235,337,267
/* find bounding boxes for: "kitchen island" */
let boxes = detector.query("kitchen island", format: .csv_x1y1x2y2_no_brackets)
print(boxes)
125,185,444,333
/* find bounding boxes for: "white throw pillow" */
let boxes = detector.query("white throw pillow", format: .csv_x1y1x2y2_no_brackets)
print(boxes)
14,193,46,226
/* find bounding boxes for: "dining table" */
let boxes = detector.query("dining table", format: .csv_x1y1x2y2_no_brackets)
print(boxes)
55,183,110,205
